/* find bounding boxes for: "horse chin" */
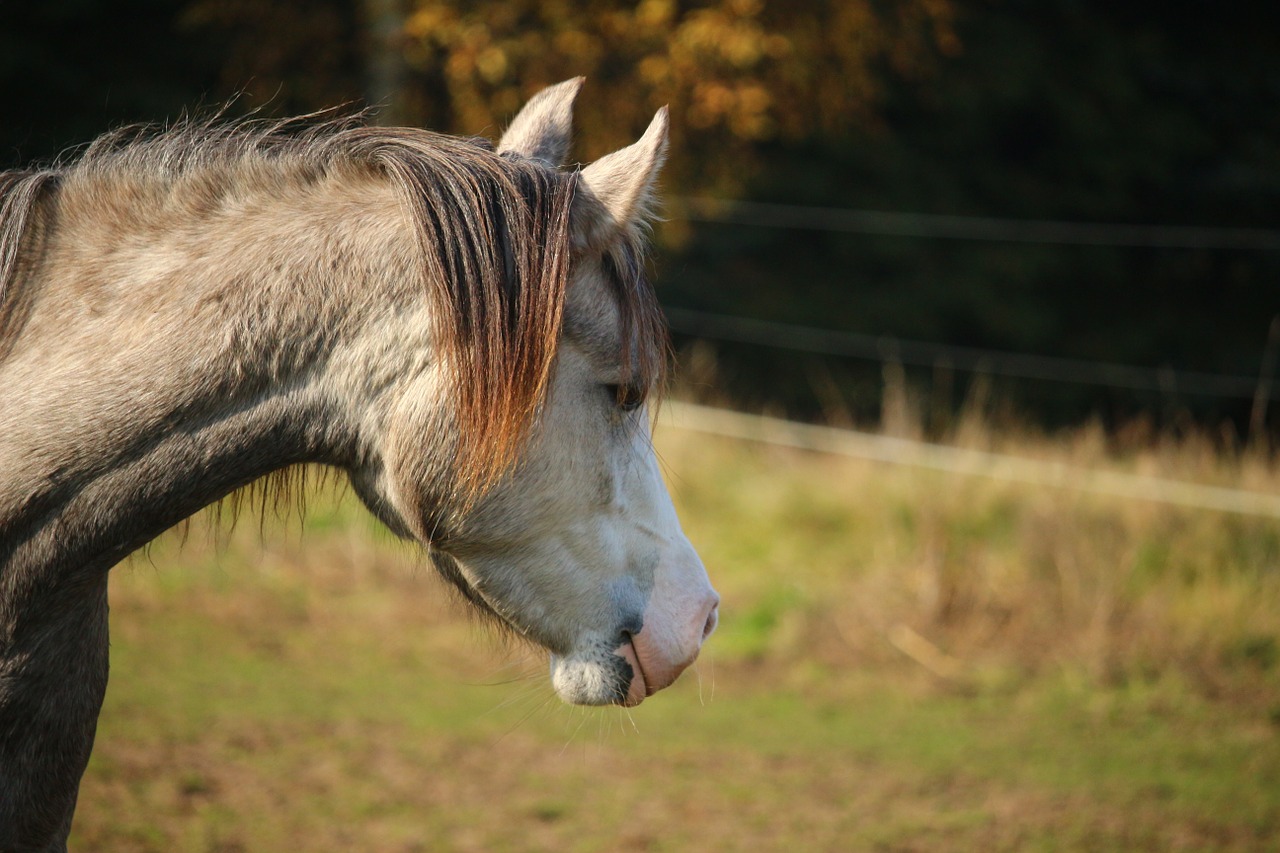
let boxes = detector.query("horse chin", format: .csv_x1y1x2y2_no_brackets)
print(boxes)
549,641,647,707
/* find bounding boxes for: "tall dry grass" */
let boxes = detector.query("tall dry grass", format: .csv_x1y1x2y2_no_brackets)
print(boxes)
130,353,1280,712
78,364,1280,851
664,354,1280,709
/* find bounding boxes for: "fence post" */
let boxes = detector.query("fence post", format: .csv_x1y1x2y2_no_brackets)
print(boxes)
1250,315,1280,444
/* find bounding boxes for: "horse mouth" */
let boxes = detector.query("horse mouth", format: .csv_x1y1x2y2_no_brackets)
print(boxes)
546,638,650,707
428,549,710,708
616,636,649,707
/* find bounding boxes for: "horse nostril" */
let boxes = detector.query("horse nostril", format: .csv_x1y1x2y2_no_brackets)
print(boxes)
701,602,719,641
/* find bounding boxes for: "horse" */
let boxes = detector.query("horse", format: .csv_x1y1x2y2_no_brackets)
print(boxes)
0,78,719,851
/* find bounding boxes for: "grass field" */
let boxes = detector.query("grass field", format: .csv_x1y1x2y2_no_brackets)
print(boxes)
70,413,1280,852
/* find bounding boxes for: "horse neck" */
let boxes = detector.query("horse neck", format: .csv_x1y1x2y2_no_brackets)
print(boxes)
0,165,431,576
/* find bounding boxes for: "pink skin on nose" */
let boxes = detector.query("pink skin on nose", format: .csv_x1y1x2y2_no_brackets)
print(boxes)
613,592,720,707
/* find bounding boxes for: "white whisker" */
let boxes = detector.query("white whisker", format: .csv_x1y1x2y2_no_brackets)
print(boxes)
559,708,593,757
488,689,559,750
477,677,546,719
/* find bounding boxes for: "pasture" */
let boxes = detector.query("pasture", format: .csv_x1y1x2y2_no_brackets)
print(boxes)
72,413,1280,852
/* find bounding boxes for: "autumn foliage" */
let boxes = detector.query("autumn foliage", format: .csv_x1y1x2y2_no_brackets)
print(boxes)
398,0,956,187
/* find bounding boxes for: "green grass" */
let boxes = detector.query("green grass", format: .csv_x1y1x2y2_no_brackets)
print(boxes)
71,424,1280,852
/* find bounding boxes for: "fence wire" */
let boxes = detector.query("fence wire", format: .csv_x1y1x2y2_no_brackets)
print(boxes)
665,307,1265,399
673,197,1280,251
660,401,1280,519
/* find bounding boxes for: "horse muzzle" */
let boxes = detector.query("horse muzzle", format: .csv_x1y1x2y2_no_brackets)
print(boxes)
550,583,719,707
614,589,719,706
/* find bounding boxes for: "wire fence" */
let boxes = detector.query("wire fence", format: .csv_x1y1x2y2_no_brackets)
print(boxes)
659,401,1280,519
660,196,1279,412
663,306,1267,399
672,197,1280,251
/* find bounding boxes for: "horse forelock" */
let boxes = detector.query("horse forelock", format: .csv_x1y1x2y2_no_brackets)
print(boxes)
0,112,668,505
600,236,670,409
367,132,579,501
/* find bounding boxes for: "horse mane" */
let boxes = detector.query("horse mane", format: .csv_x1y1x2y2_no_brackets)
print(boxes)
0,113,667,504
0,169,58,361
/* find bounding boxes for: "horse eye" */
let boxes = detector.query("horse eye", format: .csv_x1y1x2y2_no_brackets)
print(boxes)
605,383,645,413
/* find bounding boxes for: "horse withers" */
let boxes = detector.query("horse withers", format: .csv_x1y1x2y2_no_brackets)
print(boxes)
0,79,718,850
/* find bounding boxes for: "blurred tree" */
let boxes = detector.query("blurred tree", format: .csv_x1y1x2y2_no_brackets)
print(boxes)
6,0,1273,431
397,0,957,190
12,0,952,193
661,0,1280,430
180,0,365,116
0,0,225,166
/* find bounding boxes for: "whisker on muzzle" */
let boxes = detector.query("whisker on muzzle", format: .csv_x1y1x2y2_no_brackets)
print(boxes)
621,707,640,735
559,707,595,757
695,658,716,706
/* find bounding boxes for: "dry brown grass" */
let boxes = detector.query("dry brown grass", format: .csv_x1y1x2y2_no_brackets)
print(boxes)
67,409,1280,851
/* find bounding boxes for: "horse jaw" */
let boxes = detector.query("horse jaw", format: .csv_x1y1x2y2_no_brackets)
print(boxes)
418,377,720,708
535,402,719,708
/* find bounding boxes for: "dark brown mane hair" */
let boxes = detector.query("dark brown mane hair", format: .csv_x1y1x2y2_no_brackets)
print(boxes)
0,112,668,503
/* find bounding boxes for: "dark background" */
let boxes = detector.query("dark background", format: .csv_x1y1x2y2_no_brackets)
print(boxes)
4,0,1278,437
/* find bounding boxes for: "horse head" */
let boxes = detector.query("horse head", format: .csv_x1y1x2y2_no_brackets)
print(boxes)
359,80,719,707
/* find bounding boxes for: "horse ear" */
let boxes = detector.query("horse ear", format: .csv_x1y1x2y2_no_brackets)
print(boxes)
497,77,584,167
572,106,669,250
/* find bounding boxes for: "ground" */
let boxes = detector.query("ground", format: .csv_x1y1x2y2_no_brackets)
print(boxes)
72,421,1280,852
